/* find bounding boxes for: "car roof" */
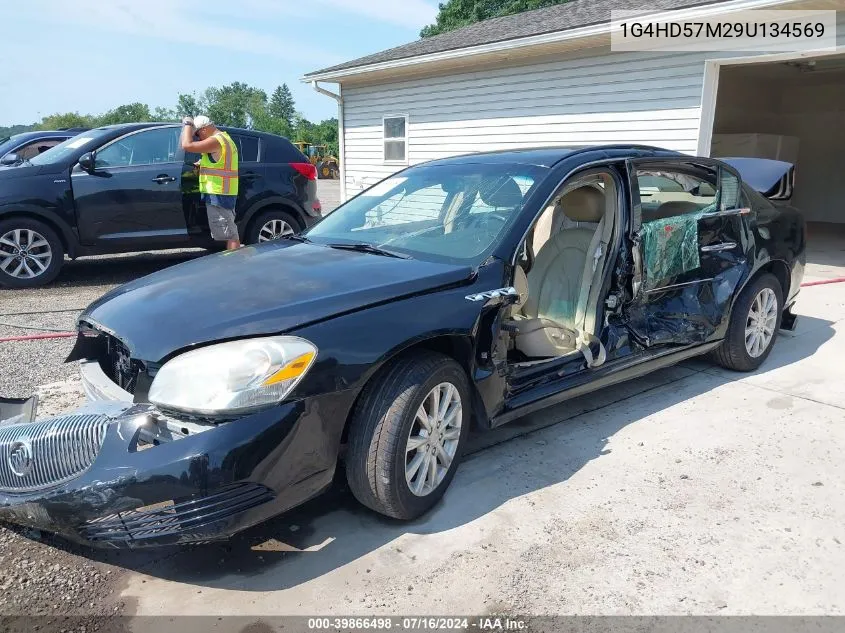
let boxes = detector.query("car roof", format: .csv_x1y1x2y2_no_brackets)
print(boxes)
420,145,684,168
9,129,84,142
94,122,279,139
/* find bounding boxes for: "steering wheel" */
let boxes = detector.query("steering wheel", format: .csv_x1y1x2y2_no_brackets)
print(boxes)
465,211,509,231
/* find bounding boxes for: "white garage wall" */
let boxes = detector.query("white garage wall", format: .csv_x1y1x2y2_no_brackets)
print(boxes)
714,69,845,224
341,48,713,195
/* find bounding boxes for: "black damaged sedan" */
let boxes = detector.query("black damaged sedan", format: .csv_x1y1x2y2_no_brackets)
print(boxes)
0,146,804,547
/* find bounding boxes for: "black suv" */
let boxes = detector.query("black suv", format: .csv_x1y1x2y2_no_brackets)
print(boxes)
0,123,321,288
0,128,89,166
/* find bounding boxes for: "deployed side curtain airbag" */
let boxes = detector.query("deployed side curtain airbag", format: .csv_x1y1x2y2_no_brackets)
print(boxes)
640,211,706,290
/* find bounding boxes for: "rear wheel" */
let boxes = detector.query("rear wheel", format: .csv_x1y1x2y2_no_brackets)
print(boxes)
0,218,64,288
345,351,471,520
246,208,302,244
712,273,783,371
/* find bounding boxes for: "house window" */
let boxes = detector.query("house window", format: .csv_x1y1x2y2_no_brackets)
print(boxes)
383,115,407,163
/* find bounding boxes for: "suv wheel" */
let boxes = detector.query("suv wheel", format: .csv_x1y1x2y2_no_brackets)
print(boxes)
712,273,783,371
246,209,302,244
345,351,471,520
0,218,64,288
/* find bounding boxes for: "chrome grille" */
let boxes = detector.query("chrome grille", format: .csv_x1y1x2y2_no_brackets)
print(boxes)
0,413,111,493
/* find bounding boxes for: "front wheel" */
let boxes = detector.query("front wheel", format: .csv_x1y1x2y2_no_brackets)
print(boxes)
712,273,783,371
345,352,471,520
0,218,64,288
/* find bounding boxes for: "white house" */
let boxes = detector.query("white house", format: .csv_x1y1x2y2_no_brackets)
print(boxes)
303,0,845,233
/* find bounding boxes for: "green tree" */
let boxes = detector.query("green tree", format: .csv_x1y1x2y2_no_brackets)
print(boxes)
420,0,570,37
38,112,94,130
176,92,206,118
292,113,316,143
269,84,296,129
153,106,179,122
0,123,37,138
98,102,152,125
15,80,336,148
202,82,267,128
313,118,339,156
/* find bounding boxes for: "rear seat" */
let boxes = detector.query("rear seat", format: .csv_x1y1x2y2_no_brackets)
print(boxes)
649,200,706,221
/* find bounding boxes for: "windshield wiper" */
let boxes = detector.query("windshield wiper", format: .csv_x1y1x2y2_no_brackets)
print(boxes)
326,242,410,259
284,234,311,243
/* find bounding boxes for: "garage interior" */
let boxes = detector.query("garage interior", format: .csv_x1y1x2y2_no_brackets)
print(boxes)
710,53,845,267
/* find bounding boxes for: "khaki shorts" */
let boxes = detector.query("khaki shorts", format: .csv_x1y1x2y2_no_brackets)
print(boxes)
207,205,240,241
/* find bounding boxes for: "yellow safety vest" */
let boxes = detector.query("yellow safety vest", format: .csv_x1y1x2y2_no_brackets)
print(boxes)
199,131,239,196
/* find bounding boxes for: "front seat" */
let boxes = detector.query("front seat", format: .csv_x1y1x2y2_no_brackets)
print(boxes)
479,176,524,210
513,186,608,359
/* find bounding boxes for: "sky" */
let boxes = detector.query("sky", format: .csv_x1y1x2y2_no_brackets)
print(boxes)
0,0,440,126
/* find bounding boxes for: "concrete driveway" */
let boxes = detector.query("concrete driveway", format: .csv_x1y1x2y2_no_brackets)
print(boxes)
1,204,843,621
111,273,845,618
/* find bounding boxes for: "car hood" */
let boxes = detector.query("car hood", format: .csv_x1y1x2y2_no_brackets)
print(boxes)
80,241,475,361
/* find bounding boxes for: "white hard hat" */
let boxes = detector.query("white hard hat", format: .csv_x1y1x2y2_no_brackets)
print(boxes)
193,115,213,130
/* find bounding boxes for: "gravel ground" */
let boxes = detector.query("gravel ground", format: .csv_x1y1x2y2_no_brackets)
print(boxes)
0,184,344,623
0,181,342,400
0,250,206,399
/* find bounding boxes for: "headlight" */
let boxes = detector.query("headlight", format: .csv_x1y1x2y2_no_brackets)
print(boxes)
149,336,317,415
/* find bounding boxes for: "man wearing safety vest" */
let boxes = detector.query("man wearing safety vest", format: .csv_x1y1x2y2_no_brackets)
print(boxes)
180,115,241,250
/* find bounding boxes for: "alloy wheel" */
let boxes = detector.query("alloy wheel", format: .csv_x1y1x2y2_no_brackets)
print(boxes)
258,219,294,242
745,287,778,358
0,229,53,280
405,382,463,497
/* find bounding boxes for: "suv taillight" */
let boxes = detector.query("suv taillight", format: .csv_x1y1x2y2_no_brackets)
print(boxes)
290,162,317,180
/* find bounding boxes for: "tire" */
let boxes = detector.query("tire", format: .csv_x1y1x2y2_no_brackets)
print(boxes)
0,217,64,289
345,351,471,520
245,208,302,244
711,273,783,372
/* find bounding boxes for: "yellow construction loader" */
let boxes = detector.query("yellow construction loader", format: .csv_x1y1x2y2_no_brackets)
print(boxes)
294,142,339,179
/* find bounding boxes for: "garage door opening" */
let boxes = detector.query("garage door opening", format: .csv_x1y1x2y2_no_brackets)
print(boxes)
708,53,845,270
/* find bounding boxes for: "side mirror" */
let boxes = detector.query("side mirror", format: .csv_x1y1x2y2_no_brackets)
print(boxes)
0,153,19,166
78,151,95,172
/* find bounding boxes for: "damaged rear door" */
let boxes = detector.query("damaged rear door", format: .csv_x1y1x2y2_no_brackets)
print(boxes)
624,158,750,346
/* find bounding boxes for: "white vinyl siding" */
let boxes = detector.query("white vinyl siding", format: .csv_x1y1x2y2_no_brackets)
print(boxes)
339,16,845,199
341,47,713,196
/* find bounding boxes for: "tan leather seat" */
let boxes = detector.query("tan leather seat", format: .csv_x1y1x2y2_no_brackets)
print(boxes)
513,186,607,358
525,187,604,326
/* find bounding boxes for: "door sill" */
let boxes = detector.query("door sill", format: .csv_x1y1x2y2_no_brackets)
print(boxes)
491,341,721,428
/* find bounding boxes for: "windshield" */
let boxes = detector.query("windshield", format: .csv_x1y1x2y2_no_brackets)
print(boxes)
28,129,110,166
306,163,546,264
0,135,20,155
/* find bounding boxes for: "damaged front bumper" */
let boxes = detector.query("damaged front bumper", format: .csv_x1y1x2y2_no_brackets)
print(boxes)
0,392,338,548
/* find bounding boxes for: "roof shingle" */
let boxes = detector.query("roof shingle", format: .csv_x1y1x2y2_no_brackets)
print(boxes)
306,0,735,77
